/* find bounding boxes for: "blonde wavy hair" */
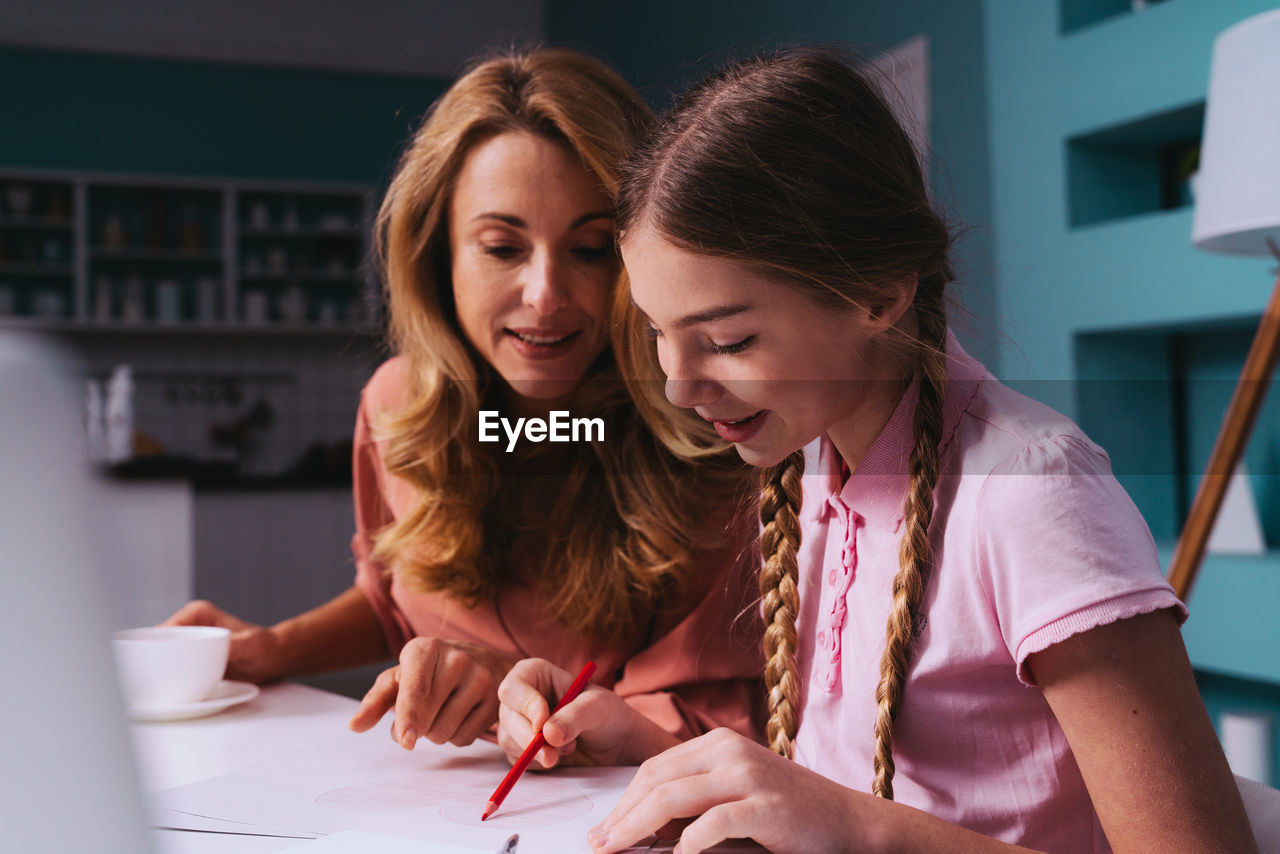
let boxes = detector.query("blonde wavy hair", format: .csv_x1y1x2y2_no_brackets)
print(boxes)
617,48,954,796
372,47,749,643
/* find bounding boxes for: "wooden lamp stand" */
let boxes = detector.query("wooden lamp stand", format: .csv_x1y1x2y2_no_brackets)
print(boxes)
1168,257,1280,600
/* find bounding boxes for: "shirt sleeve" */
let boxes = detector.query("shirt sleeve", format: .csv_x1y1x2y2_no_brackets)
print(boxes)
972,433,1187,686
611,538,767,742
350,368,415,657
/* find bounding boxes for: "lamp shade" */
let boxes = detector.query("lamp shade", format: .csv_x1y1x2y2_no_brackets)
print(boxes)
1192,7,1280,256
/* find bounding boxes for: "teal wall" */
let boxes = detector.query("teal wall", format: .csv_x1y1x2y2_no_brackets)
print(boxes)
982,0,1277,386
0,47,447,183
546,0,998,370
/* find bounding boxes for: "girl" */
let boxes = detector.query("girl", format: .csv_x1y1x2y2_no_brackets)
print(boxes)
496,48,1257,852
166,48,763,757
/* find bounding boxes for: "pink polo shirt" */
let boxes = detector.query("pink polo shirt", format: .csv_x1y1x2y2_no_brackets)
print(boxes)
791,333,1185,853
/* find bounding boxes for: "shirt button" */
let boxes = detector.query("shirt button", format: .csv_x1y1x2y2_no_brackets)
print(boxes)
828,569,838,586
816,630,827,648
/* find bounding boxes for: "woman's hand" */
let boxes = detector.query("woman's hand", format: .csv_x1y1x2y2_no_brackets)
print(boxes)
349,636,511,748
586,728,869,854
496,658,681,770
162,599,285,683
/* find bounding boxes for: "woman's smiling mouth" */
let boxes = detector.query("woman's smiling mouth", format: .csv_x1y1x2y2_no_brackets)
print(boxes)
505,327,582,359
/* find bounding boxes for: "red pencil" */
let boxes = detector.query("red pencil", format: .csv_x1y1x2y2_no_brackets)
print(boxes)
481,660,597,821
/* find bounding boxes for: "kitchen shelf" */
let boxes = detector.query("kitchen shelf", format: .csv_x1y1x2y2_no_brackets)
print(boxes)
0,263,74,275
0,169,376,331
90,248,224,262
0,217,73,230
239,228,362,240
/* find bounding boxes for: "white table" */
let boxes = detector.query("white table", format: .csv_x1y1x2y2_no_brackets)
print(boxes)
131,682,645,854
134,683,373,853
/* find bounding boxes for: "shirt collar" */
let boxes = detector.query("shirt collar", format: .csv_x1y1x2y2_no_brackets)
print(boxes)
804,329,986,531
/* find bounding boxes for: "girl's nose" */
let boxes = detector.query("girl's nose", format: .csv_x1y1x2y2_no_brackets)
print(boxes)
660,348,721,410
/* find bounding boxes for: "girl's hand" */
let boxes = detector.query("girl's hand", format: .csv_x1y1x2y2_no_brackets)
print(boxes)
348,636,511,748
496,658,680,769
161,599,284,683
587,729,864,854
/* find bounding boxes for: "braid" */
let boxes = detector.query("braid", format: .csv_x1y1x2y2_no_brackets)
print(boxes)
870,303,949,800
759,450,806,759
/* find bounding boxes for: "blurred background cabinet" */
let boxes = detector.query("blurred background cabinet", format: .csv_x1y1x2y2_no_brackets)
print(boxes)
0,170,376,332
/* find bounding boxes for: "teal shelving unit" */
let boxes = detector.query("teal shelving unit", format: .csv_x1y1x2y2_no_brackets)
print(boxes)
984,0,1280,762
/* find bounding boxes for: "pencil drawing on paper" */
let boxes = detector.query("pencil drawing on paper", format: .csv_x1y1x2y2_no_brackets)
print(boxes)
315,770,594,829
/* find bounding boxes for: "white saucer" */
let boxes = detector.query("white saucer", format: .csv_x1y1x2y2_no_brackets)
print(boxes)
127,680,260,722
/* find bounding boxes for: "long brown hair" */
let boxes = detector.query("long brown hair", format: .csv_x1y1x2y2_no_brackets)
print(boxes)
373,47,749,643
617,48,954,794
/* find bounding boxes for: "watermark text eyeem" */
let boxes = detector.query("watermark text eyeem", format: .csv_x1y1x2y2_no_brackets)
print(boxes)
478,410,604,453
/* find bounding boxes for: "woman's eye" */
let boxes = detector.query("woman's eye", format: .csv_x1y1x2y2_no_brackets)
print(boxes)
571,245,615,263
483,245,522,260
645,323,663,340
708,336,754,356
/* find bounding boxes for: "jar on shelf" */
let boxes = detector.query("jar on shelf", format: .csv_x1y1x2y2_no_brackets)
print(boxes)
196,276,218,323
122,273,145,323
156,279,182,324
279,284,306,325
6,185,32,219
94,276,113,322
102,213,127,249
179,202,204,251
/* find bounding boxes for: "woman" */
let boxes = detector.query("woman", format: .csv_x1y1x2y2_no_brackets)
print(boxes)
496,48,1258,852
167,47,763,755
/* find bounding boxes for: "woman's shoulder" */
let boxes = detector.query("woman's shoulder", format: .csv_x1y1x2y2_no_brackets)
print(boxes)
361,355,412,414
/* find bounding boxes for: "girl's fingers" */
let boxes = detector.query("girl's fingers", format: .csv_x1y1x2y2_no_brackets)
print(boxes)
666,802,756,854
496,702,562,770
541,688,616,750
496,703,538,763
589,772,725,853
347,667,399,732
599,732,722,825
497,658,564,732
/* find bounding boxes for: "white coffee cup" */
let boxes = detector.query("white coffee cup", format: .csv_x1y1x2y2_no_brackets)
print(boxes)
110,626,230,707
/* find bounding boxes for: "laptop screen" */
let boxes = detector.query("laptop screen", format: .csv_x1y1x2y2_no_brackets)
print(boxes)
0,333,153,853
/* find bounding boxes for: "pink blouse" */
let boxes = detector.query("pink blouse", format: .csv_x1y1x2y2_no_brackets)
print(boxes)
351,357,765,741
791,333,1185,853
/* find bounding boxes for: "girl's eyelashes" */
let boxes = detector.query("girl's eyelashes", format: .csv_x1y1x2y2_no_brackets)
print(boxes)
708,336,754,356
644,324,754,355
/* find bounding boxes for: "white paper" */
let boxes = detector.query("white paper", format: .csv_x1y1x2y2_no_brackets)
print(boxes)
279,830,488,853
149,734,633,853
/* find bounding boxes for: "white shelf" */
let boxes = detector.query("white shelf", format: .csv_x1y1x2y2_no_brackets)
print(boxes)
90,248,224,262
0,169,376,331
0,263,75,276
